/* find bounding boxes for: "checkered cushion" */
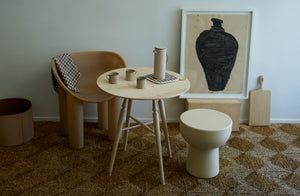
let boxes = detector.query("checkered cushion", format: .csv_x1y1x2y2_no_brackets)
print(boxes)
51,69,59,92
54,54,81,92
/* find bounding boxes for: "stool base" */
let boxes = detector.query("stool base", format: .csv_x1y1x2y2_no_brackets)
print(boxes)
186,146,219,178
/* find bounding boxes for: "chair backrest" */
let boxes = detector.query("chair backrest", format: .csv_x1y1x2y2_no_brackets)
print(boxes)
70,51,126,92
51,51,126,100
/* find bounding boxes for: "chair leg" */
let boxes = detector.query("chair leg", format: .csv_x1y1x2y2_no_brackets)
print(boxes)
153,100,165,184
109,98,128,176
66,93,84,149
97,101,108,130
123,99,133,151
158,99,172,158
58,86,68,136
108,97,123,140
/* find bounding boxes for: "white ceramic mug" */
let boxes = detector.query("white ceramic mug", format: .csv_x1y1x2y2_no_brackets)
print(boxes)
137,76,147,89
153,46,168,80
106,72,119,84
126,69,137,81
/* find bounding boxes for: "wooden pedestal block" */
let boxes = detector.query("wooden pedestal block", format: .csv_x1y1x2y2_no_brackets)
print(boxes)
184,99,241,131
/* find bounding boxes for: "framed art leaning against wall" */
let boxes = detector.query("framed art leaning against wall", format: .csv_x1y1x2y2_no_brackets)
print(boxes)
180,9,254,99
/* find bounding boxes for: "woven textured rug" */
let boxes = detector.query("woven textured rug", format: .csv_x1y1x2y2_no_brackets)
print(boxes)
0,122,299,195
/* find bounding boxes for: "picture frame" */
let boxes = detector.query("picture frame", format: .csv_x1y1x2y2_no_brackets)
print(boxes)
179,9,254,99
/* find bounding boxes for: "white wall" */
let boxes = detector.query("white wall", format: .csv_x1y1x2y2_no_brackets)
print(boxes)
1,0,299,123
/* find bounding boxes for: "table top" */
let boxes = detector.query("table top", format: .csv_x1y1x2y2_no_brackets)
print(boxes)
97,67,190,100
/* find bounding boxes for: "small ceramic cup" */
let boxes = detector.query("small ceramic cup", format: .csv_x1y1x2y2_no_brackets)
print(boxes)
137,76,147,89
106,72,119,84
126,69,137,81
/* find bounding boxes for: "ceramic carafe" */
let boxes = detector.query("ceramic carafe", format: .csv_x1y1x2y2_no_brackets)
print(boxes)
153,46,168,80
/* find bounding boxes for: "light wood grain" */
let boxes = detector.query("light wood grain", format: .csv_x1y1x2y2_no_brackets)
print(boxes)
248,76,271,126
108,98,128,176
153,100,165,184
97,67,190,100
51,51,127,148
185,99,241,131
158,99,172,158
102,67,190,184
123,99,133,151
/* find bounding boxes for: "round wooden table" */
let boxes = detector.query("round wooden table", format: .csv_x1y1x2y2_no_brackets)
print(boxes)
97,67,190,184
97,67,190,100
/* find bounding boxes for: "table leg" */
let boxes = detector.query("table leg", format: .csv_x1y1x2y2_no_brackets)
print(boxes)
123,99,133,151
108,98,128,176
158,99,172,158
153,100,165,184
108,97,123,140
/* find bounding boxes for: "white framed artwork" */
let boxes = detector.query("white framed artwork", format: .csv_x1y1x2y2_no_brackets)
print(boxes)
180,9,254,99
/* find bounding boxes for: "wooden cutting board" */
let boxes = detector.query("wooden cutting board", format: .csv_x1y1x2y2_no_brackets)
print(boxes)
248,76,271,126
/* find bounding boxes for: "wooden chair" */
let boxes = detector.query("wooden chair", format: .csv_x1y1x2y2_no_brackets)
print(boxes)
51,51,126,149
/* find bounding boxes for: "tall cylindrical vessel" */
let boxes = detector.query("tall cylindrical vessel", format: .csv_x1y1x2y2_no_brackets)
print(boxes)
153,46,168,80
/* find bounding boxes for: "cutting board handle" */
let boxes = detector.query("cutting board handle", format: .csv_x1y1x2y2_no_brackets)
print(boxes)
258,75,264,89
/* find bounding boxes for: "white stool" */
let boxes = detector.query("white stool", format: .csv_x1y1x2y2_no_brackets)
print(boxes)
180,109,232,178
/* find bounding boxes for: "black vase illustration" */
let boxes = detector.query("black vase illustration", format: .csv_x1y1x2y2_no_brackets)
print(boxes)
196,18,238,91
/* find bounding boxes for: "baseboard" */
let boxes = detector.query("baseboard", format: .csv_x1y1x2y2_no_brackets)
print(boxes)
270,118,300,123
240,118,248,124
33,116,100,122
240,118,300,124
33,116,300,124
33,116,60,122
33,116,180,123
